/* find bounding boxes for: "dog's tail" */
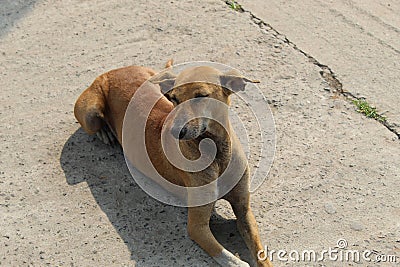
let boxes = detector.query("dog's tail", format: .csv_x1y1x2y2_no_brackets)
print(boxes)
165,59,174,69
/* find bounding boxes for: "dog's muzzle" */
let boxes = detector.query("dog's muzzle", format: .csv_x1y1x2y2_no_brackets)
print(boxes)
171,122,207,140
171,125,188,140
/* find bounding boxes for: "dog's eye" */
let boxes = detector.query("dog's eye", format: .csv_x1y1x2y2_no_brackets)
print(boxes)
170,96,179,105
195,94,209,98
165,94,179,105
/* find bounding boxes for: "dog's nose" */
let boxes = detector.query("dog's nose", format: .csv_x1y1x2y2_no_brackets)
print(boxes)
171,126,187,139
178,127,187,139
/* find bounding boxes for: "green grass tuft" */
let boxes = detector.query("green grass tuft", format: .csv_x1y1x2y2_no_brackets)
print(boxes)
352,99,386,122
227,0,242,11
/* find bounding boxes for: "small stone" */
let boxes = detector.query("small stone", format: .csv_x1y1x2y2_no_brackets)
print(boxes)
350,222,364,231
324,203,336,214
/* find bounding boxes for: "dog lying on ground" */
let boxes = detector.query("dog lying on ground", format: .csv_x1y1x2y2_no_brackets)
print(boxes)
74,60,273,267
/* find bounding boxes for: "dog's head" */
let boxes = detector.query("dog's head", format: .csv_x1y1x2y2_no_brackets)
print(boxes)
150,66,259,140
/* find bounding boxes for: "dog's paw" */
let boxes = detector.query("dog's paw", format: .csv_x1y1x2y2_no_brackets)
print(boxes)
96,125,116,146
213,249,250,267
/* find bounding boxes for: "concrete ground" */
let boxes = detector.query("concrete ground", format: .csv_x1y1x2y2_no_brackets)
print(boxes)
0,0,399,266
241,0,400,134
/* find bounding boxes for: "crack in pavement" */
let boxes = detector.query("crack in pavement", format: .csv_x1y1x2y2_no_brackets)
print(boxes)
224,0,400,139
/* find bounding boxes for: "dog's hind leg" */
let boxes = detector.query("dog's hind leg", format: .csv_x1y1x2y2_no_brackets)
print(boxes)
74,76,107,136
96,124,117,146
187,203,250,267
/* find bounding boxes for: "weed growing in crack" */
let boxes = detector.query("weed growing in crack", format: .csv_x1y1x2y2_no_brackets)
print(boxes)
352,99,386,122
226,0,243,12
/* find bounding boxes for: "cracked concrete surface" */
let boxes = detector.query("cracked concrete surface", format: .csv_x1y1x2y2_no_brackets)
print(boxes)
240,0,400,136
1,0,399,266
227,0,400,139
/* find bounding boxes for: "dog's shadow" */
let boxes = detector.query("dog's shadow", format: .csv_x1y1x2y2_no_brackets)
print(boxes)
60,128,252,266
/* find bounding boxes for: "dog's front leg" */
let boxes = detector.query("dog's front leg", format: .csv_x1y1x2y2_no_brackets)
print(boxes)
187,203,250,267
226,190,273,267
233,201,273,267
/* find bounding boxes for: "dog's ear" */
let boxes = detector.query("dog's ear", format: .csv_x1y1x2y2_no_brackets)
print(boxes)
149,71,177,94
164,59,174,69
220,70,260,95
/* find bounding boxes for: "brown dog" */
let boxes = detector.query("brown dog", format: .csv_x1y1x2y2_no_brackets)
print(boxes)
74,60,273,267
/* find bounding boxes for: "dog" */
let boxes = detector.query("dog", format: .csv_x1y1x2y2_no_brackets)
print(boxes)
74,60,273,267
